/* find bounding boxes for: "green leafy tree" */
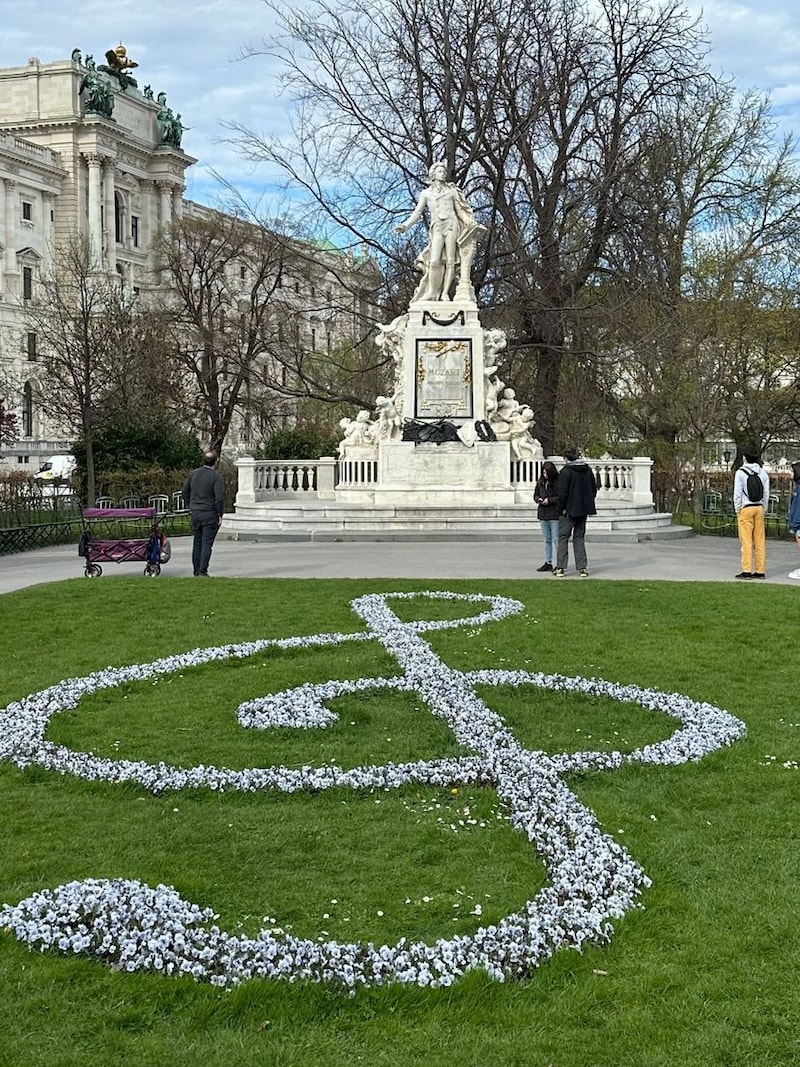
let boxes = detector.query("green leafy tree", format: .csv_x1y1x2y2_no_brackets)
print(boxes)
257,426,340,459
72,419,203,475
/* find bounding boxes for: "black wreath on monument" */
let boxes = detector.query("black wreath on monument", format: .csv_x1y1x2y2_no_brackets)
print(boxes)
401,418,497,444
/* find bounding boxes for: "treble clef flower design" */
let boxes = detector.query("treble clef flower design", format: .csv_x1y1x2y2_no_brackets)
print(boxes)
0,592,745,988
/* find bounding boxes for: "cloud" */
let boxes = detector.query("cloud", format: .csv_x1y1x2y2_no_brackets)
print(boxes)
3,0,800,211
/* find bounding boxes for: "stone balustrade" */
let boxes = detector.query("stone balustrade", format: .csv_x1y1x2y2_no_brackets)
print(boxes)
236,454,654,508
235,457,337,504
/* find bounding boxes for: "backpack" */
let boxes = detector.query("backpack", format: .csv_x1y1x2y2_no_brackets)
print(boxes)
745,467,764,503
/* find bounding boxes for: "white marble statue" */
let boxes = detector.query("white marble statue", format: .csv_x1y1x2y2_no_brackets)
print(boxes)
491,402,539,460
492,387,522,428
484,371,504,421
370,394,403,442
337,409,374,455
484,327,507,362
375,313,408,413
394,162,486,303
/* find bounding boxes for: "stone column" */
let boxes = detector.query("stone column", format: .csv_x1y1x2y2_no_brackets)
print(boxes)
172,183,184,221
85,155,103,269
3,178,18,291
103,161,116,273
235,456,257,505
630,457,654,507
316,457,337,499
157,181,172,230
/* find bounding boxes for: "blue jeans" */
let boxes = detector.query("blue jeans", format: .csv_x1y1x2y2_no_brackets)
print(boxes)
190,511,220,575
539,518,560,564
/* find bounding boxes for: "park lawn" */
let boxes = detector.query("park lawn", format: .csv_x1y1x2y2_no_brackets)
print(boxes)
0,575,797,1067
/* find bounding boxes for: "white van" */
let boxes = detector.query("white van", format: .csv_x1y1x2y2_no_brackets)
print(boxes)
35,455,77,482
34,455,77,497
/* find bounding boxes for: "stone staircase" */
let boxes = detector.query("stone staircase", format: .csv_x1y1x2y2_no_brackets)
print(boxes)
225,499,690,543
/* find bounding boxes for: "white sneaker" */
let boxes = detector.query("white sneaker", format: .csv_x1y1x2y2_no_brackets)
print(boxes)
788,569,800,580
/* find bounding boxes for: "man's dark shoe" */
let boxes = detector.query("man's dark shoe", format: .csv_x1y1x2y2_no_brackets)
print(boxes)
536,562,553,572
753,572,765,579
735,571,752,579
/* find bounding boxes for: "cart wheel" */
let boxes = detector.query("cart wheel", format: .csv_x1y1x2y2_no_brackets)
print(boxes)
84,564,103,578
143,563,161,577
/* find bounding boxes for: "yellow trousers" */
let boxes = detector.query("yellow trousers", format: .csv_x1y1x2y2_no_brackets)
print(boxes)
737,506,766,574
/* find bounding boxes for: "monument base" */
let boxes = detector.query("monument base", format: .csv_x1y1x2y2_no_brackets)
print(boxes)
335,440,517,506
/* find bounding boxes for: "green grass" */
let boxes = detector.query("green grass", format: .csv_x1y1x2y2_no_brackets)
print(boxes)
0,576,798,1067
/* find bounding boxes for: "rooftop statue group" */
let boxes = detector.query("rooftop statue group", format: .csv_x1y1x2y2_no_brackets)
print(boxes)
74,45,185,147
338,165,541,461
154,92,187,149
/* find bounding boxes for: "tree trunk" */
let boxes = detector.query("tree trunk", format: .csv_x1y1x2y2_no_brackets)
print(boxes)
693,437,705,519
528,306,565,457
84,431,96,507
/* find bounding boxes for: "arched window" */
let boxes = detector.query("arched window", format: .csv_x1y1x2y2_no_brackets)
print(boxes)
114,192,123,244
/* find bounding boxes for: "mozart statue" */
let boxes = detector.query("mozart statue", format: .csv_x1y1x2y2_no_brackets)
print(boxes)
394,162,486,303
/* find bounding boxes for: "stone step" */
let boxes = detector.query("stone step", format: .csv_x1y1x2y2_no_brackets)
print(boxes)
225,502,689,543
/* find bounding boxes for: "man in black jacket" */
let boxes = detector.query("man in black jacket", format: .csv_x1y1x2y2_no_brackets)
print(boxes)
554,448,598,577
182,451,225,576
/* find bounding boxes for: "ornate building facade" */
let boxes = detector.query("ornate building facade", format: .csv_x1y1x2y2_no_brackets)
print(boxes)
0,49,378,471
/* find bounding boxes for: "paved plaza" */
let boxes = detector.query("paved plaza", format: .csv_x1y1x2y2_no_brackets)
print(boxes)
2,532,800,595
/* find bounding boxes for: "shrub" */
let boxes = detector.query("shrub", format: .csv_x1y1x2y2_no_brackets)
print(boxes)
74,421,203,474
257,426,340,460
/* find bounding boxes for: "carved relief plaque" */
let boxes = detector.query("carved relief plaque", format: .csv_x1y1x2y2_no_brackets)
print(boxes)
414,338,473,419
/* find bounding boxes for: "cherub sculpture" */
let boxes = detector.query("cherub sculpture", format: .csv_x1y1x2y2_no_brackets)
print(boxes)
337,410,374,455
484,370,504,421
375,313,408,410
370,395,403,443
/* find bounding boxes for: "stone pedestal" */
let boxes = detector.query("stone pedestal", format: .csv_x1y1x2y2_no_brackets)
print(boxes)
335,440,516,506
401,305,486,424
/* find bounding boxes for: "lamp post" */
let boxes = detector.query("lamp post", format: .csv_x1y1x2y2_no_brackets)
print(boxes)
723,449,731,468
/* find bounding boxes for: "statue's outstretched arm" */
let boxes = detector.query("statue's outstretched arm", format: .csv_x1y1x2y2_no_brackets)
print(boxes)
394,191,428,234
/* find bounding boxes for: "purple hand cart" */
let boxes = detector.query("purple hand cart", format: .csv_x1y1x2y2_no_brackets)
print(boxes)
79,507,168,578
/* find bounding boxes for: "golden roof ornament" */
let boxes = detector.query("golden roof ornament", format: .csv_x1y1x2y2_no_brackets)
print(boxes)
97,42,139,90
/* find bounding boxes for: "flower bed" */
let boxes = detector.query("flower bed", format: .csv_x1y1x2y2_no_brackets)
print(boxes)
0,591,746,988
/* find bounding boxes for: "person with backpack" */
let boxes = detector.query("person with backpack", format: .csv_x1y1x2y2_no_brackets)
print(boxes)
733,448,769,579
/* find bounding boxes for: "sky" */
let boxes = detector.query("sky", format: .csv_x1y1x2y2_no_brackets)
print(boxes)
2,0,800,209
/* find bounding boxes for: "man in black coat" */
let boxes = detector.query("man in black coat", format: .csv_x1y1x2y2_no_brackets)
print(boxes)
182,450,225,576
554,447,598,577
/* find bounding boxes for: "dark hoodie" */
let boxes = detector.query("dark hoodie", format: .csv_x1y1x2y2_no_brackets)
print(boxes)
557,459,598,518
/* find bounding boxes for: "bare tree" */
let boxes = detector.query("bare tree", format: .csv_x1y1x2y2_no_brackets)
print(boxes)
0,397,19,446
24,237,157,504
155,210,385,452
228,0,723,452
582,71,800,494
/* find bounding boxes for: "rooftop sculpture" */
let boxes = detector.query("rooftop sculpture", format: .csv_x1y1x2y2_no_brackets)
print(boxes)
99,44,139,90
